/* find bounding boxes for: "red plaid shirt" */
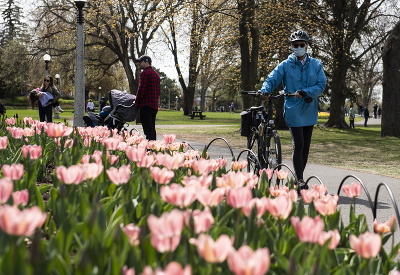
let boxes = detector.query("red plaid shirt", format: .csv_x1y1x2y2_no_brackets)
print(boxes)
135,66,160,110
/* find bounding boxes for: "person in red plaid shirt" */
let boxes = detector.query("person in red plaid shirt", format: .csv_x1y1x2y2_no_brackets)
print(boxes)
134,55,160,140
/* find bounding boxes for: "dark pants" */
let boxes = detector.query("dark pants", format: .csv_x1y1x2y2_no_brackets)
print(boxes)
364,116,368,127
140,106,158,140
289,126,314,181
38,104,53,122
349,119,355,128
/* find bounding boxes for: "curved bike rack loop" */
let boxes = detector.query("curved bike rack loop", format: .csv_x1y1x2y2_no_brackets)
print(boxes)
270,163,297,188
373,182,400,228
336,175,374,216
205,137,235,160
305,175,325,186
236,149,262,173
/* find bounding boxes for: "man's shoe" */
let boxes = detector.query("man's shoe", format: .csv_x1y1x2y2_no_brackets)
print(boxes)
297,179,308,195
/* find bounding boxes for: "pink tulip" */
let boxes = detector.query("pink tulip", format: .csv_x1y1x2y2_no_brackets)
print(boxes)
106,165,131,185
56,165,86,185
196,187,225,207
0,178,13,204
374,216,397,234
21,145,42,159
227,245,270,275
182,175,212,188
23,117,34,125
314,194,339,216
167,142,181,152
2,163,24,180
231,160,248,171
288,189,299,202
163,134,176,144
160,184,196,208
102,137,123,150
276,169,289,180
141,262,192,275
108,155,120,165
0,205,47,236
191,159,215,175
259,168,274,179
147,209,184,253
23,127,35,137
226,187,253,209
266,195,292,219
121,223,141,245
269,185,289,197
300,189,320,204
5,117,16,125
183,149,200,160
311,184,328,197
6,127,24,139
318,229,340,249
82,163,104,180
350,232,382,258
189,234,234,263
0,136,8,149
12,189,29,206
136,155,155,168
242,197,268,218
291,216,325,243
121,266,135,275
44,123,73,138
342,182,362,198
184,207,214,234
160,154,185,170
150,167,175,184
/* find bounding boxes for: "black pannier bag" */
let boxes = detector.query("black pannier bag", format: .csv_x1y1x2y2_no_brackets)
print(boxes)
240,110,252,137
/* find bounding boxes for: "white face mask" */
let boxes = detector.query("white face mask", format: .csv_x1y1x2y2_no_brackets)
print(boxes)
293,47,306,57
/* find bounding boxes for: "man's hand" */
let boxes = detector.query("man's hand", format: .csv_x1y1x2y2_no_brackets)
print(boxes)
261,93,271,100
295,90,307,98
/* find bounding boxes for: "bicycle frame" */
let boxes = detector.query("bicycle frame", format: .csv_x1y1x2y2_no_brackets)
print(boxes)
242,91,285,173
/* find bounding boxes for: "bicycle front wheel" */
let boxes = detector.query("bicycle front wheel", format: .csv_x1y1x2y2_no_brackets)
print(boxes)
266,130,282,169
246,132,263,174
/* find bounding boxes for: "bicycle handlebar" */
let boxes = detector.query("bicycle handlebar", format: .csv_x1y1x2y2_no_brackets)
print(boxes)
241,91,296,98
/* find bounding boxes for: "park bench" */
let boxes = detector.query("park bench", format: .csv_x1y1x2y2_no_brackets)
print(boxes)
191,111,206,120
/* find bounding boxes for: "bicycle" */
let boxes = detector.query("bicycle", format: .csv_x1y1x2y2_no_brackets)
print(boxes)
240,91,295,174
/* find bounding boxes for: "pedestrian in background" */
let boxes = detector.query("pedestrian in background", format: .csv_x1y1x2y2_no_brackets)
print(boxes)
30,75,60,122
364,104,370,127
134,55,160,140
349,103,355,129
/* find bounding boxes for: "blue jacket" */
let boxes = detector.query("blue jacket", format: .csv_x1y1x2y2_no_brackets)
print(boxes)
260,53,326,127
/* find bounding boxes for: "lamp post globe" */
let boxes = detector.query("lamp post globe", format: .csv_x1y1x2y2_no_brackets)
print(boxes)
55,74,60,84
43,54,51,75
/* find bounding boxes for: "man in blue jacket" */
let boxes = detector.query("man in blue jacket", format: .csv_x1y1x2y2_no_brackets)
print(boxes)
260,30,327,190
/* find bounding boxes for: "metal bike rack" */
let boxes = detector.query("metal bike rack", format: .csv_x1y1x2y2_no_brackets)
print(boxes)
205,137,235,160
373,182,400,228
336,175,375,217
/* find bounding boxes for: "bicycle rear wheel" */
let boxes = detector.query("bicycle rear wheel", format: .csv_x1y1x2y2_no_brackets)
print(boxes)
266,130,282,169
246,133,263,174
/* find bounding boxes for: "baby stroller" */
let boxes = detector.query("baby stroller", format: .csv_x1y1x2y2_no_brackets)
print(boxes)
83,89,139,132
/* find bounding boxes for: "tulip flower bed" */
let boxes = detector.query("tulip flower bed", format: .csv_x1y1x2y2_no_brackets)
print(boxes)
1,116,400,275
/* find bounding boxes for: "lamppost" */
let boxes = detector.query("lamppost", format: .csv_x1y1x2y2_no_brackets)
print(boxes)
73,0,87,127
166,86,170,109
43,54,51,76
98,86,102,111
175,96,179,111
55,74,60,93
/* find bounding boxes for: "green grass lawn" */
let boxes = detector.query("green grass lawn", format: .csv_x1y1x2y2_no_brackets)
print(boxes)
4,107,399,178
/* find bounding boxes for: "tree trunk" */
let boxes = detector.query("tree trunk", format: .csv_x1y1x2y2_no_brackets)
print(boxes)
238,0,259,109
382,20,400,137
325,67,349,128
